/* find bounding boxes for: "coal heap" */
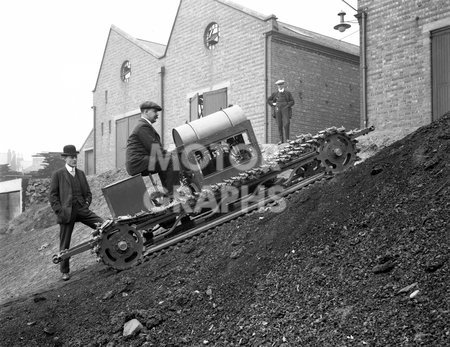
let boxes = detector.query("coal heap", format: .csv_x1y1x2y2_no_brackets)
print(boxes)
0,114,448,346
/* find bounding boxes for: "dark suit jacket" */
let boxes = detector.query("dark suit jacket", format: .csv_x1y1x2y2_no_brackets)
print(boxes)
126,118,165,176
267,90,295,118
49,167,92,224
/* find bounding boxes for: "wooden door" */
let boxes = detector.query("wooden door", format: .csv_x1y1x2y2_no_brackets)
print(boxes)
432,26,450,120
203,88,227,116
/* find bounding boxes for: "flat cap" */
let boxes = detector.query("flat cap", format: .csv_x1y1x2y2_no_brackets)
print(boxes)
140,101,162,111
275,79,285,85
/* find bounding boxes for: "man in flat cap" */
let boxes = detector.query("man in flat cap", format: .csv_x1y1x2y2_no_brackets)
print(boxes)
267,80,295,144
49,145,103,281
126,101,180,198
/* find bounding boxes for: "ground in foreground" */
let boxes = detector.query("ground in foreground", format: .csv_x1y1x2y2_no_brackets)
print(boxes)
0,116,449,346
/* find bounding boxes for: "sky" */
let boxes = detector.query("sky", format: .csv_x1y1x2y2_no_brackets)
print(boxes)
0,0,358,161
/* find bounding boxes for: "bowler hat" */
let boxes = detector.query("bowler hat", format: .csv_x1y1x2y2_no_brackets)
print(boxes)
61,145,79,157
140,101,162,111
275,79,285,85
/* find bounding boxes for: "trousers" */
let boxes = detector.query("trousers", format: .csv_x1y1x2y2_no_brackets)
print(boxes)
275,107,291,143
59,202,103,273
150,156,180,195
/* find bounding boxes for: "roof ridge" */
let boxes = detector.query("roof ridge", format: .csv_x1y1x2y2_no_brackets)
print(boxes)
277,21,359,54
214,0,276,21
111,24,165,58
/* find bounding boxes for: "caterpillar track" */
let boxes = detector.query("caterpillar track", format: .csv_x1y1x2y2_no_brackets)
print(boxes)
52,125,374,271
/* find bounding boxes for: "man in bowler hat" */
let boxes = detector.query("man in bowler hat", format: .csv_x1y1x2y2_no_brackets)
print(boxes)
126,101,180,197
49,145,103,281
267,80,295,144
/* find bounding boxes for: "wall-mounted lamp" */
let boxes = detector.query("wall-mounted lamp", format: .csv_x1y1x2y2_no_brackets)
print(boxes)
334,11,352,32
332,0,369,128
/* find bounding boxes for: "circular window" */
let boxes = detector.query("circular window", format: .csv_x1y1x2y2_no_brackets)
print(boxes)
204,22,220,50
120,60,131,82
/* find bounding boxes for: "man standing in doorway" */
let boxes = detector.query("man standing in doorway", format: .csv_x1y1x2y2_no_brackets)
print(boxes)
267,79,295,144
49,145,103,281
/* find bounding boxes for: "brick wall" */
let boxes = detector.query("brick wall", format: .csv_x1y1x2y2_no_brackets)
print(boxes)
91,0,361,174
93,29,163,173
77,130,93,173
162,0,270,145
359,0,450,129
269,37,360,140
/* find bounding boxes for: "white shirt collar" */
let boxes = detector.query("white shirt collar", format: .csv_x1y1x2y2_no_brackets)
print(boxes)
141,116,153,127
65,164,75,173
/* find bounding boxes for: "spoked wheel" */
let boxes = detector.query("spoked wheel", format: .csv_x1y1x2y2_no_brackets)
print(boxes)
317,133,357,173
97,224,144,270
229,144,259,170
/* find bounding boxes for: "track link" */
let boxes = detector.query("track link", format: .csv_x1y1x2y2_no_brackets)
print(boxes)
52,126,374,270
141,172,328,261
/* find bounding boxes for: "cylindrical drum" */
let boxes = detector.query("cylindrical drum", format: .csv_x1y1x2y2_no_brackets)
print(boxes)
172,105,246,147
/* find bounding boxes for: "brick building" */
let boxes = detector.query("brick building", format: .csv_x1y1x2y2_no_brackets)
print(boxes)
79,0,360,175
0,178,24,226
357,0,450,130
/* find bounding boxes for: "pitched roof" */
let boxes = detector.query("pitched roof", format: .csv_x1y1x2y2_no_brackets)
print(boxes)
94,1,359,91
214,0,275,21
111,25,166,57
277,21,359,56
136,38,166,57
93,25,167,92
79,128,94,151
214,0,358,56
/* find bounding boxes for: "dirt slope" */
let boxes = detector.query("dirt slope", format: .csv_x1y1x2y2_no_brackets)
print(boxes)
0,116,448,347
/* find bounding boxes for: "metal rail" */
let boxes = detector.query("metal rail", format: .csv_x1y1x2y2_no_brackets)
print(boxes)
51,126,375,269
143,172,326,257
